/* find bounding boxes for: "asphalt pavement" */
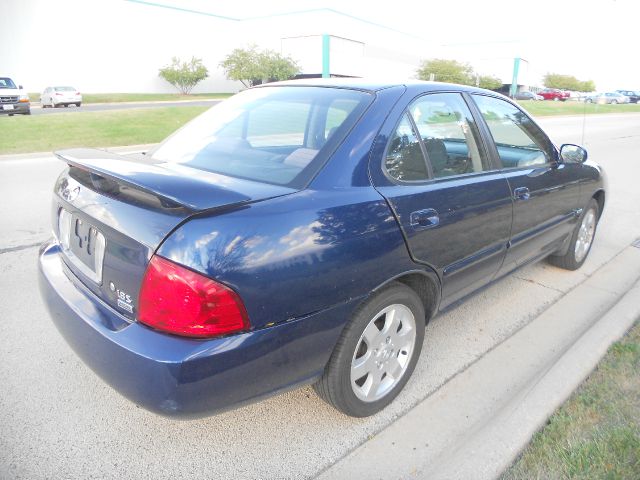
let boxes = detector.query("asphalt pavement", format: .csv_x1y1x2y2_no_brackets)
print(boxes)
1,113,639,479
29,99,220,115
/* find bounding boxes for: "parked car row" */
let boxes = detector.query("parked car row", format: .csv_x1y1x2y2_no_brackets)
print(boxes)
513,88,640,105
1,76,84,116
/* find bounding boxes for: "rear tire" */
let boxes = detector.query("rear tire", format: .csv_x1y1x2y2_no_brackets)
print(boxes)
548,199,599,270
76,102,81,107
314,282,425,417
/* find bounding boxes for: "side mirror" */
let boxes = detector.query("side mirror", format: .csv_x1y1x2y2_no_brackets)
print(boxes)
560,144,588,164
19,85,23,89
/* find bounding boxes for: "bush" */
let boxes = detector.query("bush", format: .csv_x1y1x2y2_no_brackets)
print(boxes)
416,59,474,85
159,57,209,95
220,45,299,88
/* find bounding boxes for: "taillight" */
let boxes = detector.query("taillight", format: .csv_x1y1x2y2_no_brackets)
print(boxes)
138,256,250,338
76,92,81,95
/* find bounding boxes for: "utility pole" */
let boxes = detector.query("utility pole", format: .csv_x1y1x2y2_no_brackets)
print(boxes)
322,34,330,78
509,57,521,98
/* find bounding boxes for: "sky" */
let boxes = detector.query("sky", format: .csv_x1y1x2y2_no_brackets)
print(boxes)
165,0,639,91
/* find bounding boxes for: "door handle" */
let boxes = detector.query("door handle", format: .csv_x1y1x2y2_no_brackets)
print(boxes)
410,208,440,229
513,187,530,201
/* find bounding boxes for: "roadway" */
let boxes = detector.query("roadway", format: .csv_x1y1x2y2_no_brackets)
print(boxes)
29,99,220,115
0,113,639,479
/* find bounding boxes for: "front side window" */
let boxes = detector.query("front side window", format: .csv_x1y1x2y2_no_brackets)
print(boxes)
473,95,553,168
150,87,371,187
409,93,490,178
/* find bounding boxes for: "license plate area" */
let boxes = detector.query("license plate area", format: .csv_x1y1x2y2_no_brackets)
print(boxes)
58,208,106,284
2,104,15,110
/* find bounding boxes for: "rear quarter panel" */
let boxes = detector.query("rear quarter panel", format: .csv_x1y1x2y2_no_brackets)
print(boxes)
158,188,421,328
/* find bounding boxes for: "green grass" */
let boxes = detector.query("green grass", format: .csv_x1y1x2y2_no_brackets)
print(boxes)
516,100,640,116
502,321,640,479
0,106,207,154
28,92,233,104
4,96,640,156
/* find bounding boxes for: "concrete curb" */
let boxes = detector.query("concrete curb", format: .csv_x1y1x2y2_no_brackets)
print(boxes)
317,245,640,480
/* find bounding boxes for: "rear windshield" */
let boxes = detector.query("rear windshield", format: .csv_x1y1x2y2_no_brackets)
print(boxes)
54,86,76,91
150,86,372,188
0,77,17,89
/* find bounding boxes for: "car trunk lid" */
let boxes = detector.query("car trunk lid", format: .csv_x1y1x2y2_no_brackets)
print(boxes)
52,148,296,321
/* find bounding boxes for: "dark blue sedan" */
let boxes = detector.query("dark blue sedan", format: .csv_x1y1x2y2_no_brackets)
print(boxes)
39,80,605,418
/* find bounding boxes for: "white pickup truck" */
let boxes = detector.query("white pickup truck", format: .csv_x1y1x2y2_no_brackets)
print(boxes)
0,76,31,115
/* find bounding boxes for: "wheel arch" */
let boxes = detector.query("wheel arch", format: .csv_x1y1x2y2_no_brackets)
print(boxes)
593,189,605,219
371,269,441,324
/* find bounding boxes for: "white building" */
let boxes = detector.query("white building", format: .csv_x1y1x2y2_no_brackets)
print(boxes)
1,0,530,94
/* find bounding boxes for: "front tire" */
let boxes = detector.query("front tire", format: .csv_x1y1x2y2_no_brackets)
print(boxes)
549,199,599,270
314,282,425,417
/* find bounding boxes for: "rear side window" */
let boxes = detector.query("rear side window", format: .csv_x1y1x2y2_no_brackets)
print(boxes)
385,114,429,181
150,87,371,188
472,95,554,168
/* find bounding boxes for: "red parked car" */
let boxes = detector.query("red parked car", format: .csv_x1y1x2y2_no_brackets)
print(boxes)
538,88,570,101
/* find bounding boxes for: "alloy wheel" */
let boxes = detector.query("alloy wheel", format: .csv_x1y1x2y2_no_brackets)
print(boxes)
350,304,417,402
575,209,596,263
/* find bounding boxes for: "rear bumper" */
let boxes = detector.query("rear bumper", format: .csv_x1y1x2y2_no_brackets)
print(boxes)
38,240,351,418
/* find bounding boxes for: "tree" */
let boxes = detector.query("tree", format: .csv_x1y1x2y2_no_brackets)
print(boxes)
158,57,209,94
578,80,596,92
219,45,263,88
260,51,300,83
416,59,474,86
543,73,595,92
478,75,502,90
220,45,299,88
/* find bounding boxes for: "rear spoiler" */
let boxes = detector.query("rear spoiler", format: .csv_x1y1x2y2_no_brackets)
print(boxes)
55,148,294,212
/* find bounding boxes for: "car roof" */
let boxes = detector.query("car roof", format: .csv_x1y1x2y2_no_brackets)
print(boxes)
256,78,495,95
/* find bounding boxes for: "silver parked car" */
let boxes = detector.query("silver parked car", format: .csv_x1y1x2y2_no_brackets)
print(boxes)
41,86,82,108
585,92,629,104
514,91,544,101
